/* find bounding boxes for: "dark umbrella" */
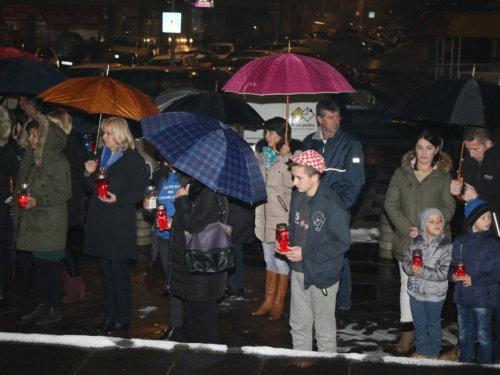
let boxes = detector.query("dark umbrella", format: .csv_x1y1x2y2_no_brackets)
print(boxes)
140,111,267,204
164,92,264,130
386,77,500,127
0,57,67,95
58,31,83,41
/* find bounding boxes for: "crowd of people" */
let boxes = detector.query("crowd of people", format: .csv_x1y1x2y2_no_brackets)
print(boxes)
1,93,500,365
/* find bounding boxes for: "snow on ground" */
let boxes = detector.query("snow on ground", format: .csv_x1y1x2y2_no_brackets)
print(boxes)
350,228,379,243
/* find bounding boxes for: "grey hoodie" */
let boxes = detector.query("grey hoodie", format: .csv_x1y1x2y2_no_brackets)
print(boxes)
402,208,452,303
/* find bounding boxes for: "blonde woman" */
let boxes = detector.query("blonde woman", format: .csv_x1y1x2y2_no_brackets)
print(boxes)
84,117,149,336
47,110,88,303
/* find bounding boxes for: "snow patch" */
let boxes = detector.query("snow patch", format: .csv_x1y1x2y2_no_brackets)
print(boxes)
241,346,367,360
138,306,158,314
0,332,116,348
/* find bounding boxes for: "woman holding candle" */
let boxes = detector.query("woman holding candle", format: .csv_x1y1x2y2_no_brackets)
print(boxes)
402,208,452,359
384,129,456,353
83,117,149,337
252,117,303,320
14,114,71,325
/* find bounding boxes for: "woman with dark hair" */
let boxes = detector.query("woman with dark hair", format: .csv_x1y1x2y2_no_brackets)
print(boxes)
252,117,303,320
385,129,456,354
14,114,71,325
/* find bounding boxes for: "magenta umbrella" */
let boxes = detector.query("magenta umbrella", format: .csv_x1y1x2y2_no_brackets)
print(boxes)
222,53,354,151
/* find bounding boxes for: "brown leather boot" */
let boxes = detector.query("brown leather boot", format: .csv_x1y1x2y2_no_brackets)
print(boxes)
396,322,415,353
268,273,289,320
251,270,277,316
438,347,460,361
62,275,86,303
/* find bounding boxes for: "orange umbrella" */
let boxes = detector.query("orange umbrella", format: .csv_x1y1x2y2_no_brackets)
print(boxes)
38,76,160,121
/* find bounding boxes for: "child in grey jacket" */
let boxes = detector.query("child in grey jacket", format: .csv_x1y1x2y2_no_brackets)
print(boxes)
402,208,452,359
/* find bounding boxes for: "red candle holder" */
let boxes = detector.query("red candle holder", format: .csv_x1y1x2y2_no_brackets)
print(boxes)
17,183,32,209
412,249,423,267
276,223,289,253
95,174,110,198
17,194,28,208
455,259,466,277
157,204,168,231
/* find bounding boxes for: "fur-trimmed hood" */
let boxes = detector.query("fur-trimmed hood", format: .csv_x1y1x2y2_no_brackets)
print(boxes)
18,114,67,167
0,106,13,147
400,150,453,173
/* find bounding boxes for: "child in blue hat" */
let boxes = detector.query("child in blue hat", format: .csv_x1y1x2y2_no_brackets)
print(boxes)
449,199,500,364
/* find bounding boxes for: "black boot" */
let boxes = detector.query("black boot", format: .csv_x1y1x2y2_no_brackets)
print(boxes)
106,322,130,337
158,326,184,341
95,319,114,334
336,309,351,326
36,306,62,325
0,285,8,310
20,303,48,320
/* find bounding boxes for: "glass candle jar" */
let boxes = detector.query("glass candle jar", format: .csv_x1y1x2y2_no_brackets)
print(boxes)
157,204,168,231
276,223,289,253
95,167,110,198
17,183,32,208
455,259,466,277
144,186,158,209
412,249,423,267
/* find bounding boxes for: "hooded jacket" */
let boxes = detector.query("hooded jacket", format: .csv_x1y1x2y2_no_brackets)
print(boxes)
385,151,456,261
289,182,351,289
254,138,302,242
13,114,71,251
303,128,364,211
448,227,500,308
402,208,452,303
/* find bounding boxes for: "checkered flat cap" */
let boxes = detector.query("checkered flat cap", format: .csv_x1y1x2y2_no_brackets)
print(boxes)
289,150,326,173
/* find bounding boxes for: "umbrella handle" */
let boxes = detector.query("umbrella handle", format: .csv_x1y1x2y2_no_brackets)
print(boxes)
272,134,289,154
455,141,465,202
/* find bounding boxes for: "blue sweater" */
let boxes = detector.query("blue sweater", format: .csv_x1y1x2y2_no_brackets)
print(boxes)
289,182,351,290
448,227,500,308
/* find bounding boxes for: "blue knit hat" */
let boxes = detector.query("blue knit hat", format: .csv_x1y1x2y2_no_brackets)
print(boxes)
464,199,491,226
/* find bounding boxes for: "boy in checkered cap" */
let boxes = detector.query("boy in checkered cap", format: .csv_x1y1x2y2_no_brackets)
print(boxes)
276,150,351,353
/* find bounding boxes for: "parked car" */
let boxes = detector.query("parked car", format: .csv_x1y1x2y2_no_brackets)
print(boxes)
208,42,235,59
35,47,59,68
146,54,200,67
65,63,124,78
110,36,153,65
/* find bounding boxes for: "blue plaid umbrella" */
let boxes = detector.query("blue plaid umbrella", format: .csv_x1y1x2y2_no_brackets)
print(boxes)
140,111,267,204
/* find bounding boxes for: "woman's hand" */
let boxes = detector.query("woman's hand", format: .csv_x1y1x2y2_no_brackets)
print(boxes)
410,265,422,276
175,184,190,198
99,191,116,204
167,217,173,228
85,160,98,175
280,144,291,155
456,274,472,287
24,196,36,210
409,226,418,238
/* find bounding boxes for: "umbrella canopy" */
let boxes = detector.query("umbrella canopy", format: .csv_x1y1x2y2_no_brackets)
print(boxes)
0,57,67,95
154,87,208,112
386,77,500,127
0,47,39,60
140,111,267,204
164,92,264,130
222,53,354,95
38,76,160,121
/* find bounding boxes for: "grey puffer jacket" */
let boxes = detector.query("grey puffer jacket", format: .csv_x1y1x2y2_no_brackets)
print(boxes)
402,232,452,303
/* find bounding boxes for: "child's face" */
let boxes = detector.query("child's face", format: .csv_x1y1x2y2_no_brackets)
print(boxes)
291,165,319,196
473,211,492,232
426,213,444,237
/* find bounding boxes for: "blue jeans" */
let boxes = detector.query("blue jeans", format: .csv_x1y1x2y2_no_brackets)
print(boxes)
409,295,443,357
457,304,494,364
336,256,352,311
227,243,244,290
493,288,500,360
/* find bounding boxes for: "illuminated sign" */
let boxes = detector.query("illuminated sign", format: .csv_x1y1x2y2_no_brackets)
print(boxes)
369,11,375,18
195,0,214,8
162,12,181,33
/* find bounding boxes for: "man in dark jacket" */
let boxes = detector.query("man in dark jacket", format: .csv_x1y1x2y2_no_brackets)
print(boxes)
302,99,365,326
279,150,350,353
449,127,500,363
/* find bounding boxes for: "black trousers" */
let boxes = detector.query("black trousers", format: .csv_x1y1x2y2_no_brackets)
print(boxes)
184,299,220,344
0,241,11,285
99,257,131,325
33,257,63,307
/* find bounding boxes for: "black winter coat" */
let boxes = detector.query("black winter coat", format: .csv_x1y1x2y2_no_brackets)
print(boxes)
227,197,255,245
167,183,227,301
84,148,149,260
64,132,88,227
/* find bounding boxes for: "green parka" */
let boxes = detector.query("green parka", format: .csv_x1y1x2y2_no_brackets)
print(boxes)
13,114,71,252
384,150,456,262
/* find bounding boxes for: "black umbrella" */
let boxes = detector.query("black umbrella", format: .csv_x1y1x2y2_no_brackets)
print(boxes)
387,77,500,127
164,92,264,130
